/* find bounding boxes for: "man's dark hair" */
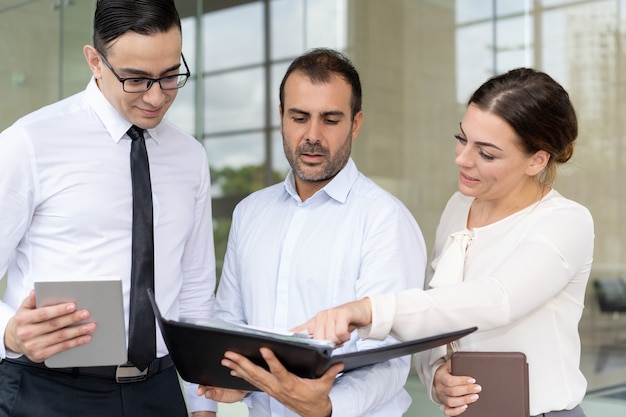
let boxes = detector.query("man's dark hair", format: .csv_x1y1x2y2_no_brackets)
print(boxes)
279,48,362,119
93,0,182,54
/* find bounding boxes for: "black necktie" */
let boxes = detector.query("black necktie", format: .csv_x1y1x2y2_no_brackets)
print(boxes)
127,125,156,371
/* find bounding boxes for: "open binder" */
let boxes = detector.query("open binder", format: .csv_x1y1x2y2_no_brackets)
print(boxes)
147,290,477,391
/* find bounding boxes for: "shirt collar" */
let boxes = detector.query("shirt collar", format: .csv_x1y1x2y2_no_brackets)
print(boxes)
85,77,161,144
283,158,358,204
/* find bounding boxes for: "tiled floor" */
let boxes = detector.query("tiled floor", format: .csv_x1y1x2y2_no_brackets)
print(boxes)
216,292,626,416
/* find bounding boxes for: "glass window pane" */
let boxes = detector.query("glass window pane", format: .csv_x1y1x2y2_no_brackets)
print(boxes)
167,17,197,137
270,0,348,59
270,0,305,60
456,22,494,102
495,16,534,73
203,2,264,71
456,0,493,24
496,0,532,16
207,132,265,281
541,9,568,83
272,128,290,177
305,0,347,50
167,78,196,136
181,17,197,69
204,133,265,198
271,62,290,128
541,0,580,7
204,68,265,134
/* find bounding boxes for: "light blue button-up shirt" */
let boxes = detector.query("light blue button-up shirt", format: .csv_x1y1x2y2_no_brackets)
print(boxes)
216,158,427,417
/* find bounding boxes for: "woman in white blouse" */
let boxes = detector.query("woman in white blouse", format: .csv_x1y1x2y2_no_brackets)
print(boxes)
297,68,594,417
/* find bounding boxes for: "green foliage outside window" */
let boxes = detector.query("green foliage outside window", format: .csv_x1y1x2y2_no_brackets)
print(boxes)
211,164,285,283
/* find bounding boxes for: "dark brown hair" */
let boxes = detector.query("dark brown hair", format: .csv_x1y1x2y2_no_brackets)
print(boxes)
279,48,362,119
469,68,577,185
93,0,181,55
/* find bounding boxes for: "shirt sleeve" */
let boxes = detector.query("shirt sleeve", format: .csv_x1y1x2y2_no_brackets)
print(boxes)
213,202,245,323
329,356,411,416
176,153,219,413
328,200,427,416
178,154,216,318
0,125,37,358
368,202,594,342
183,380,218,414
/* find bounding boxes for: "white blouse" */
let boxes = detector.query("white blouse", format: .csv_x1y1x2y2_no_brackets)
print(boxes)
361,190,594,415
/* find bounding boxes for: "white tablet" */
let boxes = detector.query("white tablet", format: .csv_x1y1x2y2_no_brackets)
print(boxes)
34,277,127,368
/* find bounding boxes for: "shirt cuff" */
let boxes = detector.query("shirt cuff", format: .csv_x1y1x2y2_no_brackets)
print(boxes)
0,304,17,359
183,380,218,413
357,293,396,340
327,387,348,416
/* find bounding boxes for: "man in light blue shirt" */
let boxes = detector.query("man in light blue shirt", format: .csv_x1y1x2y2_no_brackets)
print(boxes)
199,48,427,417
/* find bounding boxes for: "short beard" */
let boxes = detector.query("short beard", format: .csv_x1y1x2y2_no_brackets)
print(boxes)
284,131,353,183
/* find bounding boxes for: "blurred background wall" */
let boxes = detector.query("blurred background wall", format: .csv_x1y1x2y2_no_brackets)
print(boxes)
1,1,625,414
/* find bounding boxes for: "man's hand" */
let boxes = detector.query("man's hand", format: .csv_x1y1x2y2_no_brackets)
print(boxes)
222,347,343,417
292,297,372,346
433,360,481,416
4,290,96,362
196,385,248,403
189,412,216,417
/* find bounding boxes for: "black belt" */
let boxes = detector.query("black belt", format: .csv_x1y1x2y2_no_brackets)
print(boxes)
4,355,174,383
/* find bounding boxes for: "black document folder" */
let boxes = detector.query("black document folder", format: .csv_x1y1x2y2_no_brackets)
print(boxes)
148,290,476,391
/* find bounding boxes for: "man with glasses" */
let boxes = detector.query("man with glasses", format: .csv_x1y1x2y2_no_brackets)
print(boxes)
0,1,216,416
97,52,191,93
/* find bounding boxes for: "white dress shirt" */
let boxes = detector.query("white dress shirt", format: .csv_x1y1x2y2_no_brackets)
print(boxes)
0,78,217,412
215,158,427,417
362,190,594,415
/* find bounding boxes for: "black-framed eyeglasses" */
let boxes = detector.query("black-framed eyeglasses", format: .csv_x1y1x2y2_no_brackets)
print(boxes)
98,52,191,93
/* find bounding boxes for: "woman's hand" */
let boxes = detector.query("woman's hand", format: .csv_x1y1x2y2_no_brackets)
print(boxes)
433,360,482,416
292,297,372,346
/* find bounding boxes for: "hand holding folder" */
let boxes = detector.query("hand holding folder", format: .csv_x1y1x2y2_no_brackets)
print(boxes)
147,290,477,391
